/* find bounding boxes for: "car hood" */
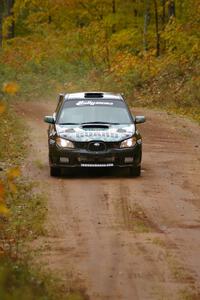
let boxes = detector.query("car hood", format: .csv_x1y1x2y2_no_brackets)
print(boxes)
55,124,135,142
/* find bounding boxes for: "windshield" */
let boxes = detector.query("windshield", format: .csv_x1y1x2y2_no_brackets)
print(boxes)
57,99,132,124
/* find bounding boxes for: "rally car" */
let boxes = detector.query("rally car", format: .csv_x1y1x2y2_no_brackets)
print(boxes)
44,92,145,177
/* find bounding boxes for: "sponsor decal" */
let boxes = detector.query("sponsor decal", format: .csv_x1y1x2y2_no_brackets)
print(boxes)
56,124,135,142
76,101,114,106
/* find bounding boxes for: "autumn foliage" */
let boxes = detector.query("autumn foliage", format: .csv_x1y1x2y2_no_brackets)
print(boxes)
0,1,199,119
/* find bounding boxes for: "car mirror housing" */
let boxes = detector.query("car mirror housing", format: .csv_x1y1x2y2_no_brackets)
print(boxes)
135,116,146,124
44,116,55,124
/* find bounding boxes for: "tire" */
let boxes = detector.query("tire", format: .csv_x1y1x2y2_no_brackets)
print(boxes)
50,167,61,177
129,166,141,177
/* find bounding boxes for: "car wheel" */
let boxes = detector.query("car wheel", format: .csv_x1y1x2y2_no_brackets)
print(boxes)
129,166,141,177
50,167,61,177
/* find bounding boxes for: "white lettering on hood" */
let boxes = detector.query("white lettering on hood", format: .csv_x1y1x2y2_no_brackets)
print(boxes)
76,101,114,106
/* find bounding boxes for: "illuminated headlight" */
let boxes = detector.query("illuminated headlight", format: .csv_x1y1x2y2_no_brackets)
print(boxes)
120,137,137,148
56,137,74,149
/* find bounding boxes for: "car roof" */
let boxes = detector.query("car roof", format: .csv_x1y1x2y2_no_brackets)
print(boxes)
64,92,124,101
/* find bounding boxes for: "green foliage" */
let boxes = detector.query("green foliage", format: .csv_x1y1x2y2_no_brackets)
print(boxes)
0,258,51,300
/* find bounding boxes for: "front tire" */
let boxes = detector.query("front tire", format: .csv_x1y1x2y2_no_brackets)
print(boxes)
129,166,141,177
50,167,61,177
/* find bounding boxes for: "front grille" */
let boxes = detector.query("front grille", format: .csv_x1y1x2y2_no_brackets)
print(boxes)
74,141,120,150
88,141,106,152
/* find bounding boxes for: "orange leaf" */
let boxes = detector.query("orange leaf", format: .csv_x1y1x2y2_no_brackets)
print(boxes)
2,82,20,95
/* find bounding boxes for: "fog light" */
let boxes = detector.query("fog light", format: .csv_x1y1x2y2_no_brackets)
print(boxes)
125,157,134,163
60,157,69,163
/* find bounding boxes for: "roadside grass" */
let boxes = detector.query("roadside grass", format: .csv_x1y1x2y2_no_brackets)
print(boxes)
0,103,88,300
1,178,47,258
0,101,26,167
0,258,88,300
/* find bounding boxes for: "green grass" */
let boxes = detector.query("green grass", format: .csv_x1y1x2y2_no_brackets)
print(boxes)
0,258,88,300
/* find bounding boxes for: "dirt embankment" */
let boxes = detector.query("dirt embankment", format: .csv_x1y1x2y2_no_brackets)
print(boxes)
16,100,200,300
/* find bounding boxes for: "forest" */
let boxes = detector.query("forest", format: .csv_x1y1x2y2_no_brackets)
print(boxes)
0,0,199,118
0,1,200,299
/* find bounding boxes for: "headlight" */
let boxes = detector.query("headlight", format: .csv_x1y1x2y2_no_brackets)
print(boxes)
120,137,137,148
56,137,74,149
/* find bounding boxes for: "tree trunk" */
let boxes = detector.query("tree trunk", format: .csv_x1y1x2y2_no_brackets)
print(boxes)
143,0,150,51
112,0,116,33
162,0,166,27
6,0,15,39
0,0,5,47
168,0,175,18
153,0,160,56
161,0,166,51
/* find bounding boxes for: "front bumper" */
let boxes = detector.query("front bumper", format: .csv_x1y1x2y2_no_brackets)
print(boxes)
49,142,142,168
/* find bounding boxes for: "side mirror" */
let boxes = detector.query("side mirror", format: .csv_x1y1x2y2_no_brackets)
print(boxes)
135,116,146,124
44,116,55,124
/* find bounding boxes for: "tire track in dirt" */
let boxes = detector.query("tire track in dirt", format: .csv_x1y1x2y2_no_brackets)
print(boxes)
16,100,200,300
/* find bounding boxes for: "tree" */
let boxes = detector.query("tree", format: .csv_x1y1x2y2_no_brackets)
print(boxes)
6,0,15,38
112,0,116,33
161,0,166,27
143,0,150,51
168,0,175,18
0,0,5,47
153,0,160,56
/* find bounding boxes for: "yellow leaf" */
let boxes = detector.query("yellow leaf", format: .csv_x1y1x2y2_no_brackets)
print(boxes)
8,182,17,193
0,203,9,216
0,102,6,114
7,167,21,180
2,82,20,95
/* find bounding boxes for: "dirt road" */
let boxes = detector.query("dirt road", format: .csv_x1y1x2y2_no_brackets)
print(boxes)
16,100,200,300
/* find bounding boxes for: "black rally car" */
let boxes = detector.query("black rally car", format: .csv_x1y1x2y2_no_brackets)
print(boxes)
44,92,145,177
